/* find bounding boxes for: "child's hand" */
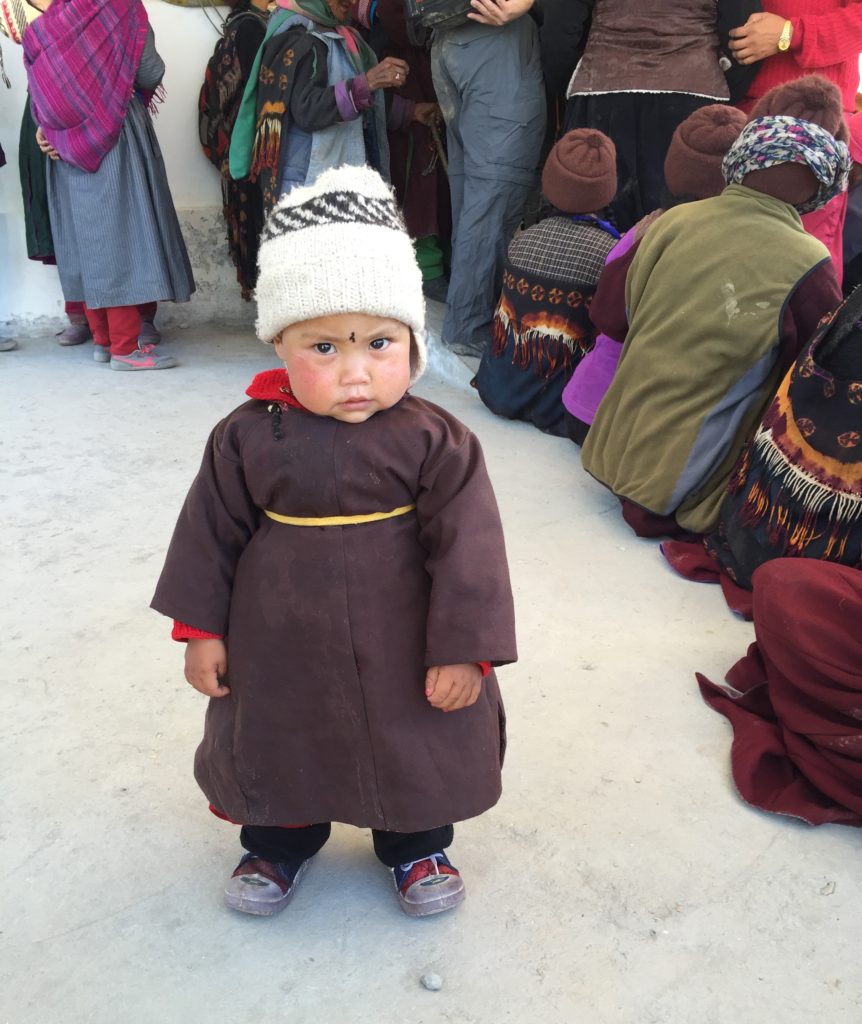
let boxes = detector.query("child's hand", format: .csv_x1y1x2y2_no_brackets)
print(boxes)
425,663,482,712
184,639,230,698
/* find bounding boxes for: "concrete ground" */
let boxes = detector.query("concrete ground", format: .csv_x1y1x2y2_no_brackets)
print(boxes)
2,317,860,1024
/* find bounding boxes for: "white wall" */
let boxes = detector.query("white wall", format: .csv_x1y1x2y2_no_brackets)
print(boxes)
0,1,254,334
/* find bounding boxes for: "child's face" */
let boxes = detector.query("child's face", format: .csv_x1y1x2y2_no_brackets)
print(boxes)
273,313,413,423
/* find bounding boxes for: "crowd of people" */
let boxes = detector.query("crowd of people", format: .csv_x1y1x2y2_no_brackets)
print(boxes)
1,0,861,910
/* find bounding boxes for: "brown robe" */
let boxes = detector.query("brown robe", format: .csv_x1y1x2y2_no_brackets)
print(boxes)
152,378,517,833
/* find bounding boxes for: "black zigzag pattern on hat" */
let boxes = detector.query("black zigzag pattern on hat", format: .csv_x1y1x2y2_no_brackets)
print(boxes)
262,190,405,242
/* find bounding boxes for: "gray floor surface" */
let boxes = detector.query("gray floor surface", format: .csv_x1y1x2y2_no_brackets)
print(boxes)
2,323,859,1024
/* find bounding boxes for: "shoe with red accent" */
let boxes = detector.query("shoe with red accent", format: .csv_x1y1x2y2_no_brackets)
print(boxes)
224,853,310,916
110,344,177,371
393,852,465,917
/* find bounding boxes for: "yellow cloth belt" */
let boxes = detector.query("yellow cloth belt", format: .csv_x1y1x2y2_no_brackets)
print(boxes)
264,503,416,527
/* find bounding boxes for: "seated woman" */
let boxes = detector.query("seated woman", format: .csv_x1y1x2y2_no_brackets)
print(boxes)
474,129,620,437
562,103,747,446
581,76,847,536
229,0,406,214
697,557,862,827
663,283,862,614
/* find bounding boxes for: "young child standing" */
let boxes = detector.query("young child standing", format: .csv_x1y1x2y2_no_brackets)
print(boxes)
152,165,517,918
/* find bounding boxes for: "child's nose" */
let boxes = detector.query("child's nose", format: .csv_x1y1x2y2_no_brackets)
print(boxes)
341,355,372,383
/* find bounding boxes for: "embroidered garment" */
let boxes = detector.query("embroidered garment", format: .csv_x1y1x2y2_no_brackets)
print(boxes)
23,0,150,173
705,288,862,588
475,215,618,436
722,115,851,215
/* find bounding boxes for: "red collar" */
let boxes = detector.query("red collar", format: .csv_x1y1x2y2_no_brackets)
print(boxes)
245,368,305,409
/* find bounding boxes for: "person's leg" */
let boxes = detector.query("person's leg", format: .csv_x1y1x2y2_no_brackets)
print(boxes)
442,177,533,355
240,822,332,862
105,305,143,357
225,823,332,916
373,825,464,916
137,302,160,345
371,824,454,868
108,305,177,370
84,305,111,363
438,20,545,355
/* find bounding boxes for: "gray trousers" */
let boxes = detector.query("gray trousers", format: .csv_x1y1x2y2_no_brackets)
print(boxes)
431,18,546,353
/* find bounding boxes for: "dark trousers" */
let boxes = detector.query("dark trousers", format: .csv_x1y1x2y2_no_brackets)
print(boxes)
240,822,454,869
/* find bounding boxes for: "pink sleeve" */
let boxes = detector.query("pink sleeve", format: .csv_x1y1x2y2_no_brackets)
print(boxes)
790,5,862,67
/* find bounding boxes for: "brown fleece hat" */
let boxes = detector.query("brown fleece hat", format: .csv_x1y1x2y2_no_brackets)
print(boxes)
750,74,847,140
663,104,747,199
542,129,617,214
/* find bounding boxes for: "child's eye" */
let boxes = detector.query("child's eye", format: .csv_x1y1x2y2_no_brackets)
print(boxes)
369,337,391,351
313,342,335,355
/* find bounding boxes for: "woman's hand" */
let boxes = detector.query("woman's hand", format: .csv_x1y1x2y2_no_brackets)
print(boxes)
467,0,534,27
425,663,482,712
365,57,410,91
729,12,788,64
35,126,60,161
413,102,441,127
184,639,230,698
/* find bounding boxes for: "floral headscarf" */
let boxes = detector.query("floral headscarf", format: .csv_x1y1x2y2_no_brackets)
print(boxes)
722,115,851,214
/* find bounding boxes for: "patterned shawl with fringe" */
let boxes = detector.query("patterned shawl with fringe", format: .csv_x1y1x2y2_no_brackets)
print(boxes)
706,288,862,587
23,0,150,173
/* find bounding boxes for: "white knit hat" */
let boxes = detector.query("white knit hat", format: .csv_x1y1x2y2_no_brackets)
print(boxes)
256,165,427,383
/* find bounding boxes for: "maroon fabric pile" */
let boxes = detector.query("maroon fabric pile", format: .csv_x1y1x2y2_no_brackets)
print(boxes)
697,558,862,827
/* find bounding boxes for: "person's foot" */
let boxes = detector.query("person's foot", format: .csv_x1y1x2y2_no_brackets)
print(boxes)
447,337,487,358
138,320,161,346
110,345,177,371
422,276,449,304
224,853,310,916
93,345,111,363
0,338,18,352
56,322,91,346
393,852,465,917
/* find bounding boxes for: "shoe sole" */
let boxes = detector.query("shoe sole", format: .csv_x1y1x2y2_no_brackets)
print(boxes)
398,885,466,917
110,358,177,371
224,858,309,916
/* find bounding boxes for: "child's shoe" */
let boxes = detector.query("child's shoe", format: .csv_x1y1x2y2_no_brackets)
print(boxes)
393,852,465,917
224,852,309,916
110,345,177,371
93,345,111,363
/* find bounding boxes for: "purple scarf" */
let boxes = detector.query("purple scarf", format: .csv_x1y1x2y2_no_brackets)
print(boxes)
23,0,149,173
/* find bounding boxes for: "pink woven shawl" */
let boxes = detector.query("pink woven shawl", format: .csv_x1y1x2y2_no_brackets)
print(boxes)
23,0,149,173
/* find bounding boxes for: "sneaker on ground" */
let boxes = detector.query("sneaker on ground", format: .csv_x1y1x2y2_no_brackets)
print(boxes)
93,345,111,363
56,323,92,346
110,344,177,371
138,320,161,346
393,852,465,917
224,853,310,916
0,338,18,352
